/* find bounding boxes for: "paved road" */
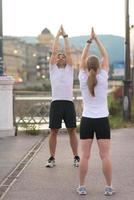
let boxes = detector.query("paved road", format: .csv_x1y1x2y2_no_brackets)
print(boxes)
0,128,134,200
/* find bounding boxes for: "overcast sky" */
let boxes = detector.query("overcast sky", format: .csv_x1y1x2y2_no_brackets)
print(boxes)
2,0,134,37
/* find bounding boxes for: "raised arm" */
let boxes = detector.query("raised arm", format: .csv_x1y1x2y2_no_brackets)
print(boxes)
79,29,93,70
93,29,109,71
49,26,62,65
61,25,73,66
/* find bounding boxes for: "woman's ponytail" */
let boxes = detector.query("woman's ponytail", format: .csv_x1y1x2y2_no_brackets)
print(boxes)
86,55,100,96
87,69,97,97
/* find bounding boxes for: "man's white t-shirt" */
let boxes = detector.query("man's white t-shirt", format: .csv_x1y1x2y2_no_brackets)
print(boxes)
49,64,73,101
78,69,109,118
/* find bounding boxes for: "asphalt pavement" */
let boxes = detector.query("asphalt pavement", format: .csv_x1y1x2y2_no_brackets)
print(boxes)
0,128,134,200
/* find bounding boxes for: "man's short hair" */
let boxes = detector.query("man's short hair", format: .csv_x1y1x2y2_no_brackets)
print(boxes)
57,53,66,58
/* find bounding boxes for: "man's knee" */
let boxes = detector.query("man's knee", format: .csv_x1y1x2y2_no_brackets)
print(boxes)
50,128,59,135
67,128,76,135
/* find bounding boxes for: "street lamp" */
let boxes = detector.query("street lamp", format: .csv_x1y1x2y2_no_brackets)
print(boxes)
123,0,131,121
130,25,134,96
0,0,4,75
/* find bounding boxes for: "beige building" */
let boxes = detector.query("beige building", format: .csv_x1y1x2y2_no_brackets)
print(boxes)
3,28,81,85
3,37,26,82
3,28,54,82
3,36,38,82
36,28,54,79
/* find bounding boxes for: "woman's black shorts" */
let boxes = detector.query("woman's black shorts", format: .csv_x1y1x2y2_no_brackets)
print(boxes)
49,100,76,129
80,116,110,140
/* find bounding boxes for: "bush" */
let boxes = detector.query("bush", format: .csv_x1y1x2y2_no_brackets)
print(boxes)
108,93,122,115
20,123,40,135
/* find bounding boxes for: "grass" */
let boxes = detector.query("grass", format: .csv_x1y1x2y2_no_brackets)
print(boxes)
19,123,40,135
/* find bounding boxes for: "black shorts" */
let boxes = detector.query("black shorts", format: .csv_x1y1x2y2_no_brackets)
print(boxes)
80,117,110,140
49,100,76,129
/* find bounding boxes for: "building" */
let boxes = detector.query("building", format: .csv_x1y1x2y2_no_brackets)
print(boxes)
3,36,26,82
36,28,54,79
3,28,81,88
3,28,54,83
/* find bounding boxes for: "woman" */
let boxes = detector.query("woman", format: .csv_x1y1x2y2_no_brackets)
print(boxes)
77,28,115,196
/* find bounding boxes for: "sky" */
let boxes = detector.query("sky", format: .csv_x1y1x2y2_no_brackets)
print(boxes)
2,0,134,38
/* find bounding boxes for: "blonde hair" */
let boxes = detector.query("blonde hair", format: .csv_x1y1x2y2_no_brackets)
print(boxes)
86,55,100,97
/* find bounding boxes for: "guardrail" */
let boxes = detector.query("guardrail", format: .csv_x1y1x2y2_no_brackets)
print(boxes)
13,91,83,136
13,82,122,136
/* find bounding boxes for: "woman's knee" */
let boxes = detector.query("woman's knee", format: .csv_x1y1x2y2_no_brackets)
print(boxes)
81,152,91,160
99,151,109,160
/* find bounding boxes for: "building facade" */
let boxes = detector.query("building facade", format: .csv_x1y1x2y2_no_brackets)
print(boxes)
3,28,80,87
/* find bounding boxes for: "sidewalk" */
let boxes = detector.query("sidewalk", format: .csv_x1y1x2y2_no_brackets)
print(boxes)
0,128,134,200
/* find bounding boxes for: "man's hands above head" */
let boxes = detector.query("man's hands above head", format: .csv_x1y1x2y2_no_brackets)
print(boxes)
56,25,68,38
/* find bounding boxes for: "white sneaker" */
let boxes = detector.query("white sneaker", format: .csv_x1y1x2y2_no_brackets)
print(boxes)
46,157,56,168
104,186,115,196
77,186,87,195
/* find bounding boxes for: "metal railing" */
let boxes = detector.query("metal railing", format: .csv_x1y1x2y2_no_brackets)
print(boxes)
13,81,123,136
13,91,83,135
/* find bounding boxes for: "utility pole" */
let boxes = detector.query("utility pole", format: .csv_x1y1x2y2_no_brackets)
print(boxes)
123,0,131,121
0,0,3,75
130,25,134,96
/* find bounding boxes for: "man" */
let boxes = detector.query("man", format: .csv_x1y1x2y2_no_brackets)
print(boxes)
46,25,80,168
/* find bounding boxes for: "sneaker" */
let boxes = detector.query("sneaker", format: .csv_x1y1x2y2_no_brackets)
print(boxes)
73,156,80,167
77,186,87,195
46,157,55,168
104,186,115,196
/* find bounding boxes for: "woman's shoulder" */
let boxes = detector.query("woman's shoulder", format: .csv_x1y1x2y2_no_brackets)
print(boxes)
79,69,88,78
98,69,108,79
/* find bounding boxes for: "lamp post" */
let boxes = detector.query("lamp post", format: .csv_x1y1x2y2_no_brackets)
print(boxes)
0,0,3,75
123,0,131,121
130,25,134,96
0,0,15,137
